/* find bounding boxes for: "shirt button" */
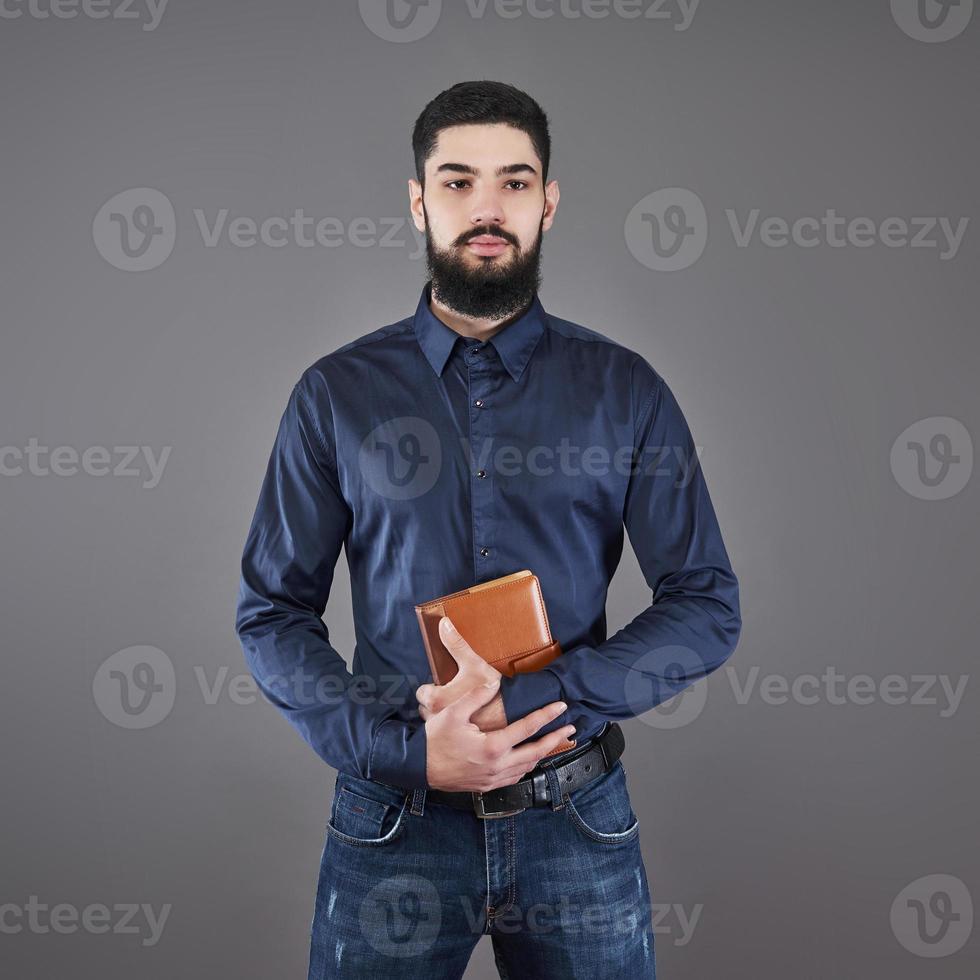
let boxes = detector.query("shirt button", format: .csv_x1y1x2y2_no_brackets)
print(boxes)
480,547,489,557
474,399,484,408
476,469,486,479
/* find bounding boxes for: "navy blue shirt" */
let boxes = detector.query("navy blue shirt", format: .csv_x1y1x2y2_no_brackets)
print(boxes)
235,281,741,790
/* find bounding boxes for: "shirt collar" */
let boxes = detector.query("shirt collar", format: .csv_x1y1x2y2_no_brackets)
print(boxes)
412,280,548,383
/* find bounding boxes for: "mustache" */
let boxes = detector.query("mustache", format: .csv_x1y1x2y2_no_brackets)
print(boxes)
457,229,519,248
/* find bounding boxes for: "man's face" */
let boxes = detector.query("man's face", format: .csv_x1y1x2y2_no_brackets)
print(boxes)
409,123,559,319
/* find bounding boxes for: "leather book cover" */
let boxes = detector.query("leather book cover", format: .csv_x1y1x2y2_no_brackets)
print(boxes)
414,569,575,757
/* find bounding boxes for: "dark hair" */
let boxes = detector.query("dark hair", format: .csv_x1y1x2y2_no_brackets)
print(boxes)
411,80,551,190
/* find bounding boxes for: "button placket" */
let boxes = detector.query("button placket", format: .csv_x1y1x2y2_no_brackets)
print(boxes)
466,346,495,575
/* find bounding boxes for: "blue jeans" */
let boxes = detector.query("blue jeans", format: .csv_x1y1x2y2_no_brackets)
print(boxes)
308,756,657,979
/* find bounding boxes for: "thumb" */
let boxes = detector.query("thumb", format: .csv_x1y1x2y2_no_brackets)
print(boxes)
439,616,481,666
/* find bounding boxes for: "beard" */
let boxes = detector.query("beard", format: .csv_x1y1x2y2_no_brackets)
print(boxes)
422,203,544,320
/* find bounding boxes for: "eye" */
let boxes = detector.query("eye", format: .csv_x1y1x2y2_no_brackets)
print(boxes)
506,181,529,190
446,180,470,190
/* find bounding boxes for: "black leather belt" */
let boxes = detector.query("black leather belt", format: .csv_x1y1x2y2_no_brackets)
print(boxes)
426,722,625,819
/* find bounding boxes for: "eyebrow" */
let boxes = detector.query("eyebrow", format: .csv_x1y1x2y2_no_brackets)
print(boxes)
433,162,538,178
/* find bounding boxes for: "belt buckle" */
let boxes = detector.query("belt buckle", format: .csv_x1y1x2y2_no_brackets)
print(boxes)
471,791,525,819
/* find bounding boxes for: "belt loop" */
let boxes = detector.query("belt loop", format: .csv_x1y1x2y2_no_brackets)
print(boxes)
542,762,566,811
409,787,426,816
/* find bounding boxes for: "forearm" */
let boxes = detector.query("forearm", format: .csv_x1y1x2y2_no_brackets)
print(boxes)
498,569,740,739
235,584,429,788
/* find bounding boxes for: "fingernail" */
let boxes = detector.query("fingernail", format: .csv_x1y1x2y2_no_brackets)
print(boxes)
555,702,567,712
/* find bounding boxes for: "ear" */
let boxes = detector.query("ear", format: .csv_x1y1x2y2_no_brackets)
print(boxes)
541,178,560,232
408,178,426,233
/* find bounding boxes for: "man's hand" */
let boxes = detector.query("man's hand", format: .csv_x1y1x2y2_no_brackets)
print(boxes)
424,677,577,792
415,616,508,731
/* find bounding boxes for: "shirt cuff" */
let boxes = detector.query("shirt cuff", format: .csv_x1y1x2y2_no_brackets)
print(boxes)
368,718,429,790
497,668,569,742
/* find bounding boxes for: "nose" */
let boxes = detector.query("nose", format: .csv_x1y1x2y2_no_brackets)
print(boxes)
468,188,506,228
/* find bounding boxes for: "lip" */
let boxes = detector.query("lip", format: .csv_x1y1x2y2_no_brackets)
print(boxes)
466,236,510,256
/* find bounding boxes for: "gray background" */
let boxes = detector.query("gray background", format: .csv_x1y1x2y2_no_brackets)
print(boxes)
1,0,977,977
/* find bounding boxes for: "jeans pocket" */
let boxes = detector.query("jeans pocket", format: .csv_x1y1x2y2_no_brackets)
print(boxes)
562,760,641,845
327,773,410,847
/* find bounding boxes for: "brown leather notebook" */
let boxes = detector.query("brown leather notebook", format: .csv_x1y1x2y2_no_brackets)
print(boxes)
414,569,575,758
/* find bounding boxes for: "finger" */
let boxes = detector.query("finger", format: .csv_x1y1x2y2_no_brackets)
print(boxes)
416,684,432,706
502,726,577,771
492,766,533,787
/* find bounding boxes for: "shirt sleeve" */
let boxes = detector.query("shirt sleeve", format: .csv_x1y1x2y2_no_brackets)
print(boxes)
234,370,429,789
497,362,742,741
